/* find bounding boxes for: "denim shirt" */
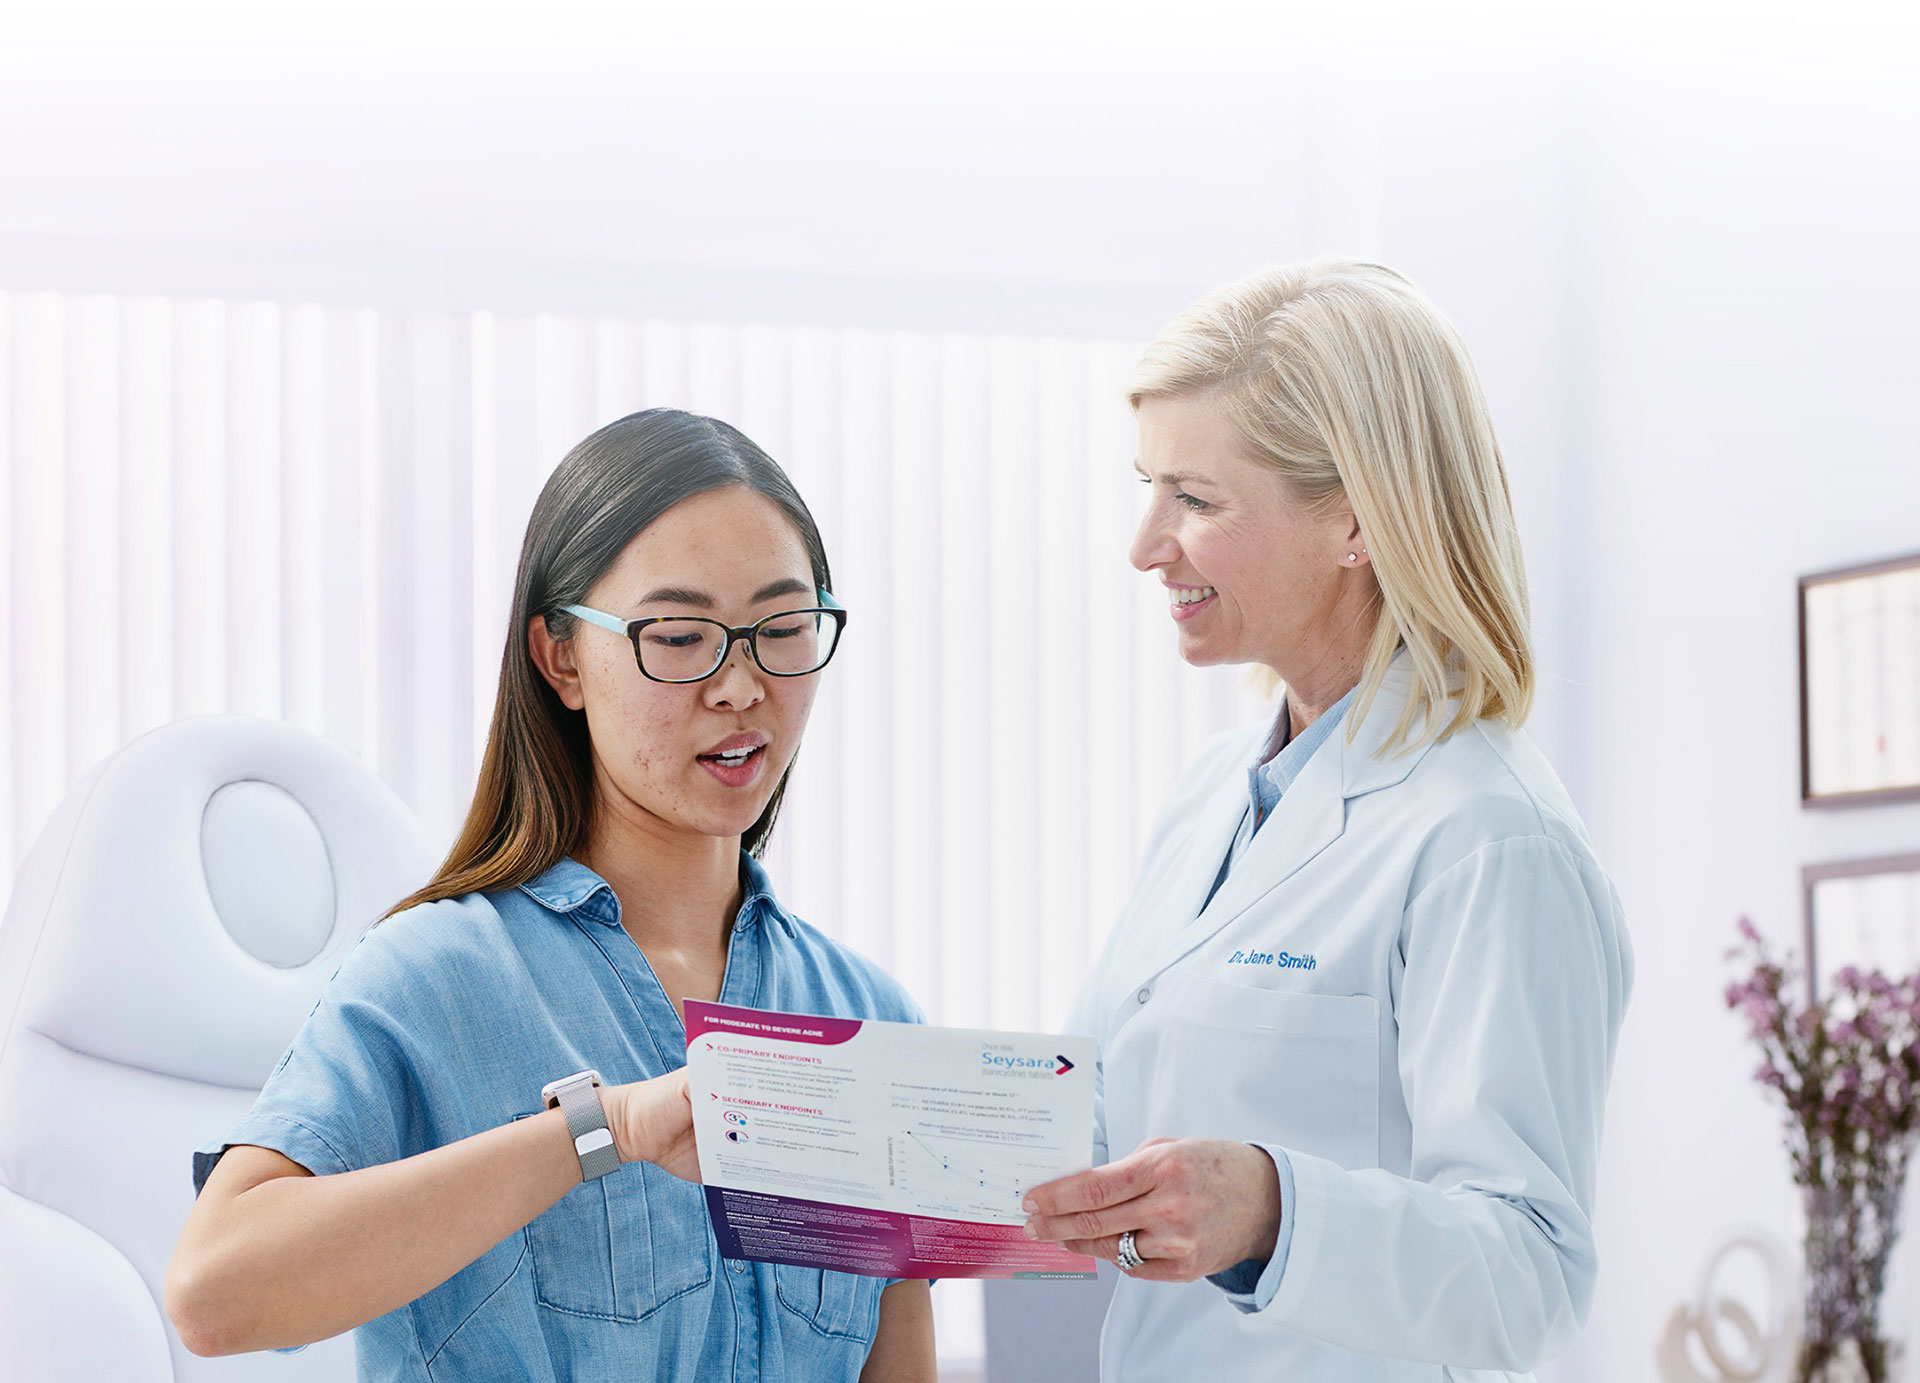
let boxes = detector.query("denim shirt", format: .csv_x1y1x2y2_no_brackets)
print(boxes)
193,853,924,1382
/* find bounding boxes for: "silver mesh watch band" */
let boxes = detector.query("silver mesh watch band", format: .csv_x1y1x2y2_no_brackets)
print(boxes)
543,1070,619,1182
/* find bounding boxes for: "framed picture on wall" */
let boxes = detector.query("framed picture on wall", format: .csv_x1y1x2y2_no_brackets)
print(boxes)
1800,551,1920,806
1804,854,1920,1002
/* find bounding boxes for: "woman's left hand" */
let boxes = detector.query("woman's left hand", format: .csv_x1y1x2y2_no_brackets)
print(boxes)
1021,1138,1282,1283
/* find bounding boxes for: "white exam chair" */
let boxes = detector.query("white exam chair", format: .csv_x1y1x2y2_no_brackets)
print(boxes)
0,716,436,1380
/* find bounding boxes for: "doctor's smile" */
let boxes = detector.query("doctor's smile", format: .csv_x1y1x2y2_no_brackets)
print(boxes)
1165,582,1217,618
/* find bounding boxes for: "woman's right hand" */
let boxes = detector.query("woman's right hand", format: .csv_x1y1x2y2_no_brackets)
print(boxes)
605,1069,701,1182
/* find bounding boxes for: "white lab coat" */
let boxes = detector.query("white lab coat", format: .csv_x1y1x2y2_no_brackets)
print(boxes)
1067,660,1633,1382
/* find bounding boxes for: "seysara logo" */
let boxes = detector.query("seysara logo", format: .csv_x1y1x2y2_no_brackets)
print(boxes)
980,1047,1077,1076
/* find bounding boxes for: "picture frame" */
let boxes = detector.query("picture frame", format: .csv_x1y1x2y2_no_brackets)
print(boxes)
1799,551,1920,807
1803,853,1920,1003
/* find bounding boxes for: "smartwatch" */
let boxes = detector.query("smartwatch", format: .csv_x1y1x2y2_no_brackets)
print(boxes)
542,1069,620,1182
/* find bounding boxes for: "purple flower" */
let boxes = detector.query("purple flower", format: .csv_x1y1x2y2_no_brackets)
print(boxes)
1741,995,1779,1036
1724,915,1920,1197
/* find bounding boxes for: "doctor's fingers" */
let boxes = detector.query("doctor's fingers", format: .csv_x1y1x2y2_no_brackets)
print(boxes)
1023,1191,1158,1248
1061,1229,1204,1283
1058,1140,1282,1278
1021,1138,1179,1223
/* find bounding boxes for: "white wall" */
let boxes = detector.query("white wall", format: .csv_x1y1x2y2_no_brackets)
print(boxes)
1566,41,1920,1383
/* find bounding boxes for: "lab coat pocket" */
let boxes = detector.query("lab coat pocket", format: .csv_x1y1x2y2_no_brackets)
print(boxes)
1153,980,1380,1171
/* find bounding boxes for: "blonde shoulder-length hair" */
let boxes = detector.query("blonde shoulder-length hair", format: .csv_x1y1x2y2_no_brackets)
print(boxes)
1130,257,1532,753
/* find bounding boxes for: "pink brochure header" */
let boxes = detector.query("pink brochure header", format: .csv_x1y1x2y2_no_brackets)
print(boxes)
684,998,863,1047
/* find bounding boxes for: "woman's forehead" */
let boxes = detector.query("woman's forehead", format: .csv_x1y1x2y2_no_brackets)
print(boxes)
599,487,814,607
1137,396,1257,473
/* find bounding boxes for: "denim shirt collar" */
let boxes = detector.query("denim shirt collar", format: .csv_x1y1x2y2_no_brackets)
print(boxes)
517,851,796,937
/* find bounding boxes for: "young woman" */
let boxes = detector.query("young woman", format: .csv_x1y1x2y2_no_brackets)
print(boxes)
166,409,936,1382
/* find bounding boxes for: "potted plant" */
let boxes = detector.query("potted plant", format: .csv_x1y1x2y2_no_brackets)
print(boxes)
1726,917,1920,1383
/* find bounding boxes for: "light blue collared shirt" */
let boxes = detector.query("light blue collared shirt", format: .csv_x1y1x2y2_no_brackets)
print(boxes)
194,854,923,1382
1204,686,1354,1308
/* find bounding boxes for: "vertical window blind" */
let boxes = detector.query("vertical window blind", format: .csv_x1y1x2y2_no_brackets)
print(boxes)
0,289,1271,1365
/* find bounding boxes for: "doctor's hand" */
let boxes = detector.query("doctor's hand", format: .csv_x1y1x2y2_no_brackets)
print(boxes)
603,1070,702,1183
1021,1138,1281,1283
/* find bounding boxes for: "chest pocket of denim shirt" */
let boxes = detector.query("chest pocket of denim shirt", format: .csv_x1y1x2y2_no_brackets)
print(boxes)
519,1119,713,1321
773,1264,883,1345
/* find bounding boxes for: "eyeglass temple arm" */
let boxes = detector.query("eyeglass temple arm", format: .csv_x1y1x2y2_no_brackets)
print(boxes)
558,604,630,634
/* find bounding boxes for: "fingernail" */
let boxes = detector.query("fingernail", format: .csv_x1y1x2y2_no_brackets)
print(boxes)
1022,1197,1037,1213
1023,1221,1039,1239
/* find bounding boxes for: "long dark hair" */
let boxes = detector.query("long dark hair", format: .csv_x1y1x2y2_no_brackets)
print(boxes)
388,409,832,917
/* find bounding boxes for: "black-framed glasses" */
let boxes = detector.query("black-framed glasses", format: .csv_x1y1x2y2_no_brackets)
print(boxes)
561,589,847,684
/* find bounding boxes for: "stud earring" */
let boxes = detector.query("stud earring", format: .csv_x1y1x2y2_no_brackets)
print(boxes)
1346,553,1358,562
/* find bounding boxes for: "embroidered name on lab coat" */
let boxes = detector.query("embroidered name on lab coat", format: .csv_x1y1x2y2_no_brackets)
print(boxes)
1225,949,1316,970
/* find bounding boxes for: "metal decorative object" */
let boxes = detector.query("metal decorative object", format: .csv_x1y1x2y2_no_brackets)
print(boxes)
1658,1227,1800,1383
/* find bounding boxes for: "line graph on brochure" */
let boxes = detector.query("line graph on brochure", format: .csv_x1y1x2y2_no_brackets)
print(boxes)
887,1128,1069,1222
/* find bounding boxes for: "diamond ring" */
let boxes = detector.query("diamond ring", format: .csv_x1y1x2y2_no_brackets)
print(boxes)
1115,1230,1145,1272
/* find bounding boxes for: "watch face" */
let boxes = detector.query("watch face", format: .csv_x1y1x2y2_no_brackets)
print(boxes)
541,1069,604,1106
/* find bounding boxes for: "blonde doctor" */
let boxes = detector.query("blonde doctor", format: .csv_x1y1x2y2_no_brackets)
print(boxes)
1023,259,1633,1382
